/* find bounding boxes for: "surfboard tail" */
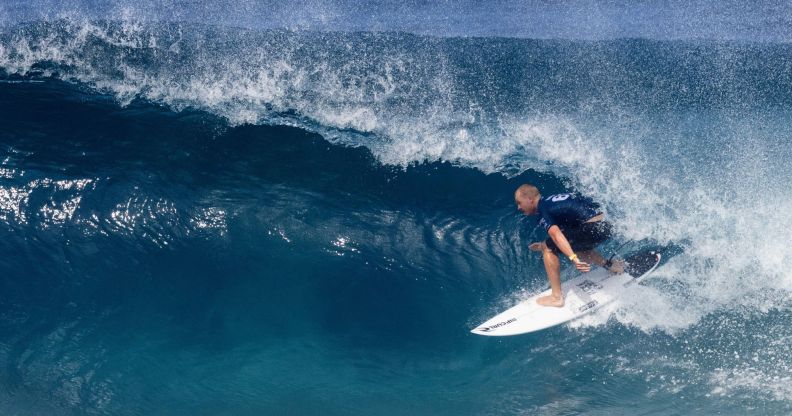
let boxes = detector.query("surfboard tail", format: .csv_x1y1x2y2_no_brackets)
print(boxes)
625,250,662,278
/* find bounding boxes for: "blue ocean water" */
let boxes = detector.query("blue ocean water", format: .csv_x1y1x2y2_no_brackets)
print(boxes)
1,2,791,415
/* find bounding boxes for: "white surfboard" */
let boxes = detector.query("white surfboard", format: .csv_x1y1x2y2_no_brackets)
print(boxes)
471,250,661,336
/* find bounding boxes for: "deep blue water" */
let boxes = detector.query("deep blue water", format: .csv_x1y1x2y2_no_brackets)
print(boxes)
1,5,791,415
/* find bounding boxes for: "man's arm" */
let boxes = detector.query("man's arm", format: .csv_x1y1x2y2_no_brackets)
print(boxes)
547,225,590,272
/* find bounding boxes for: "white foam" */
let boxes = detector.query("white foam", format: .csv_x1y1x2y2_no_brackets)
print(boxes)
710,365,792,402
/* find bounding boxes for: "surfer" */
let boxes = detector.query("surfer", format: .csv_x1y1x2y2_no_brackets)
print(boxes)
514,184,622,307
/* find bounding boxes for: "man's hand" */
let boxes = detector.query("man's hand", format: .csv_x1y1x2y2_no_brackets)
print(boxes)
529,242,546,252
573,260,591,273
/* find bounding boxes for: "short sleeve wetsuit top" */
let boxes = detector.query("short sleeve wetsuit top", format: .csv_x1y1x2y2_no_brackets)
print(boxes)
537,193,612,254
537,193,601,231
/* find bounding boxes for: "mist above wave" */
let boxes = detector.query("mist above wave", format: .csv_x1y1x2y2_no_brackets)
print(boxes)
3,0,792,41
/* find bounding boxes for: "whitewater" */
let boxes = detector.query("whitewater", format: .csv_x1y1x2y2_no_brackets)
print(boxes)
0,1,790,414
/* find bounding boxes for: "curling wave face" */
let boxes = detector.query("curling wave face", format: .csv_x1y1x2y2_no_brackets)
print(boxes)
0,13,791,415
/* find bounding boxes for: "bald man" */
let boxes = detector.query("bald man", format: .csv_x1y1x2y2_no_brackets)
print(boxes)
515,184,623,307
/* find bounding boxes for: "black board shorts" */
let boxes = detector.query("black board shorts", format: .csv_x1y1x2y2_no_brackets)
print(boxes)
545,220,613,255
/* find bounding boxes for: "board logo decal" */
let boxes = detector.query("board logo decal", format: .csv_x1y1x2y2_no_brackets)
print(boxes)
576,280,602,294
578,300,598,312
478,318,517,332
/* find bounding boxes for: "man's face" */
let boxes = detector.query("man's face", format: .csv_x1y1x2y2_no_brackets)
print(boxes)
515,193,535,215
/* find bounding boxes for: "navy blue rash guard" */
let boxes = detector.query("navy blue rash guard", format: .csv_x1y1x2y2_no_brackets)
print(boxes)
537,193,602,231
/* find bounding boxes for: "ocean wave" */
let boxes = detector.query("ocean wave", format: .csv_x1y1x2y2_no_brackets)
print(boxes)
2,18,791,324
1,17,791,411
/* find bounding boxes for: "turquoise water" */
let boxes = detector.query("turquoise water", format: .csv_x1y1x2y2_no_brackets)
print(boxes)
0,2,791,414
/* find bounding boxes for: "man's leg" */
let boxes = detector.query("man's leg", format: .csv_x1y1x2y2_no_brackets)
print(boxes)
575,222,623,273
579,249,624,273
537,246,564,307
578,250,605,266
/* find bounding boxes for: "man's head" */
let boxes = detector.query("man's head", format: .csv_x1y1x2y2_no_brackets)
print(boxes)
514,184,541,215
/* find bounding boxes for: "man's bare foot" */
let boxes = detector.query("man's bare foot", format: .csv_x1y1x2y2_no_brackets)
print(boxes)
536,294,565,307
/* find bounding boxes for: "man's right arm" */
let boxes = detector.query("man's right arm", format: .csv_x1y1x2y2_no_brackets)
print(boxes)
547,225,591,272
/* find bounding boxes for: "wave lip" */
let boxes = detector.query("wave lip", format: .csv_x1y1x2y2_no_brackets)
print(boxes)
5,20,792,173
